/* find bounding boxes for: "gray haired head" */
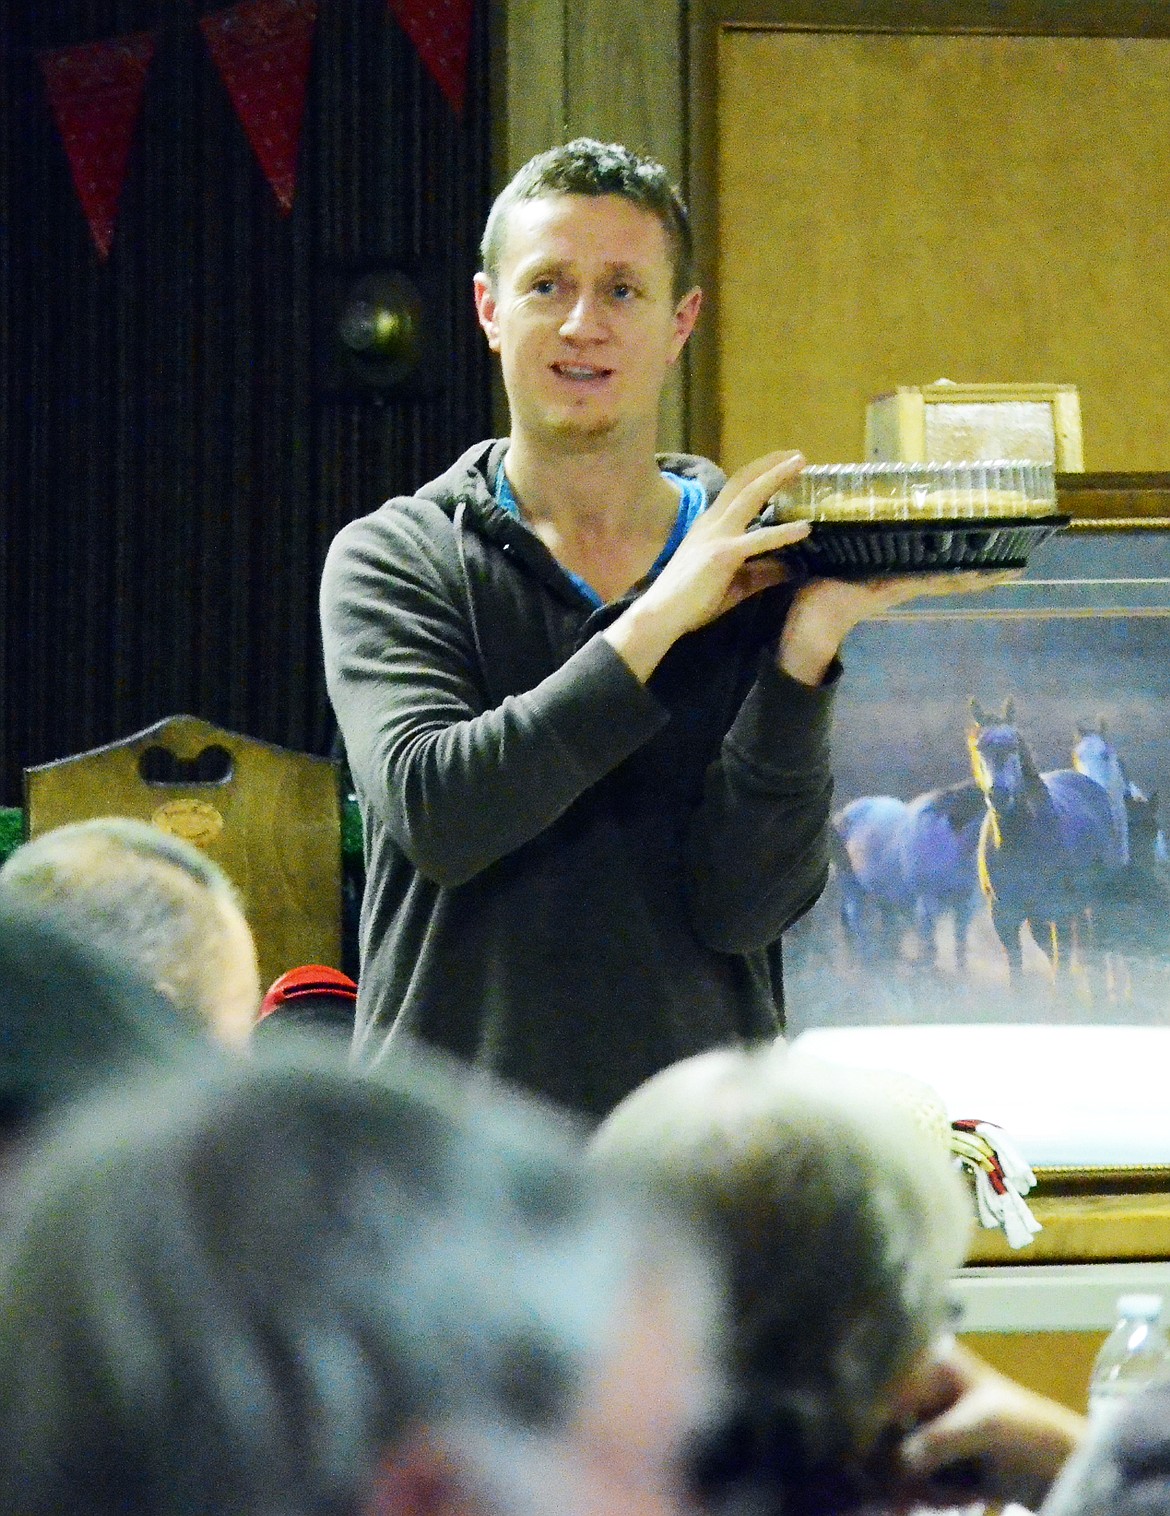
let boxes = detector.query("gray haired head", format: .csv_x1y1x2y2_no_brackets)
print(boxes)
0,893,199,1148
0,817,259,1041
0,1042,716,1515
593,1046,972,1497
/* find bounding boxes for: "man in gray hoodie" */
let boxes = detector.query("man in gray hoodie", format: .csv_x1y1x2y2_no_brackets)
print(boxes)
321,138,1001,1117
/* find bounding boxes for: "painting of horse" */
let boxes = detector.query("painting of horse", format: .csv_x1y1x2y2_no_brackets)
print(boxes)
969,699,1126,976
1072,722,1133,865
1089,789,1170,956
778,539,1170,1033
832,781,985,969
1073,720,1168,868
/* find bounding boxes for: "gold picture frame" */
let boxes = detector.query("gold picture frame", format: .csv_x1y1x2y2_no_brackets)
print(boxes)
1059,475,1170,530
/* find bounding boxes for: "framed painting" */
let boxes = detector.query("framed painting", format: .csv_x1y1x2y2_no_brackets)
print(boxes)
783,482,1170,1253
785,483,1170,1040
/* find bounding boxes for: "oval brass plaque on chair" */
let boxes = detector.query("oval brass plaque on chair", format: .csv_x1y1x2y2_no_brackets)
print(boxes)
151,798,225,848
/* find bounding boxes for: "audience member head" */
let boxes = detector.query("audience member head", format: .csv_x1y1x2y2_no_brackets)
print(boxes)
479,138,694,301
254,962,358,1040
0,816,260,1044
593,1045,972,1511
0,894,202,1166
0,1043,722,1516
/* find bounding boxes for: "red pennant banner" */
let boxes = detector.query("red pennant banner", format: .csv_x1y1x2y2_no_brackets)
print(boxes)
200,0,318,214
387,0,475,118
38,32,156,260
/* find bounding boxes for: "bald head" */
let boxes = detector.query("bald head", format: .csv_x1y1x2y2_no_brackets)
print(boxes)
0,818,260,1045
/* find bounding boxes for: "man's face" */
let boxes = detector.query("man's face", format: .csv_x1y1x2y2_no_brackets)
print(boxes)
473,194,701,452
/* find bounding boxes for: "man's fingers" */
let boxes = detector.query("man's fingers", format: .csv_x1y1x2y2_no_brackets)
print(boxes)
923,568,1025,596
742,520,811,554
712,449,805,527
836,567,1022,613
717,448,804,502
907,568,1022,597
955,568,1024,591
733,555,791,599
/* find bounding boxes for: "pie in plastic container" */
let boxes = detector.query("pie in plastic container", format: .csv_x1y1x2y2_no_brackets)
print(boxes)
763,460,1069,578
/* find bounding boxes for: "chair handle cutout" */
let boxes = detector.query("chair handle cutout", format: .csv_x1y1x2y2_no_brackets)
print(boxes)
138,744,234,786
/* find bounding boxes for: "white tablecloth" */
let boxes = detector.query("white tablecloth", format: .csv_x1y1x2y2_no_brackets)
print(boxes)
791,1023,1170,1169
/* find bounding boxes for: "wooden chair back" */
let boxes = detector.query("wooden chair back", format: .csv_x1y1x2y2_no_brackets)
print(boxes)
24,715,342,993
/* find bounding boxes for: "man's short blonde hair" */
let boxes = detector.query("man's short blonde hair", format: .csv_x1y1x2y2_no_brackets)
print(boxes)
0,817,254,1034
480,138,695,302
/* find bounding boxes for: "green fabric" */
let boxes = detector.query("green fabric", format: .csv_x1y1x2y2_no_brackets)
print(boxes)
0,804,363,865
340,795,364,864
0,809,22,863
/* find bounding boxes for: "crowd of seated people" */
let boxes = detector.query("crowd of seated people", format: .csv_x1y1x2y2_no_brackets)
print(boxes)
0,814,1129,1516
0,1037,717,1516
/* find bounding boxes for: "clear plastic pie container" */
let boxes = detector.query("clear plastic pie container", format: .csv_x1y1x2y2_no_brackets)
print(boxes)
769,459,1057,521
762,459,1067,577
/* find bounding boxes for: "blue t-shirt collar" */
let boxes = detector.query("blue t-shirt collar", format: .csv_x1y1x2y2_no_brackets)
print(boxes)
493,462,707,609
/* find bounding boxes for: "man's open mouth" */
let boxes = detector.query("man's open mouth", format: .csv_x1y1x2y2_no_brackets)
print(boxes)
552,363,613,381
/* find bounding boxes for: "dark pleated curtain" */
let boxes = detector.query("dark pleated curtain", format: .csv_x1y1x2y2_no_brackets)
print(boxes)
0,0,492,804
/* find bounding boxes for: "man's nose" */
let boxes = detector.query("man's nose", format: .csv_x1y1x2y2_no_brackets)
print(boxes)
560,294,607,340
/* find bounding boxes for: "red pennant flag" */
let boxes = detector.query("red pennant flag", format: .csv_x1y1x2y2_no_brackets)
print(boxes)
387,0,475,118
200,0,318,214
38,32,155,260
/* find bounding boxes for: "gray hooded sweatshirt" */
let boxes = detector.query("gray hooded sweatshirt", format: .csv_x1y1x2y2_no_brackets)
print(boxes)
321,439,836,1117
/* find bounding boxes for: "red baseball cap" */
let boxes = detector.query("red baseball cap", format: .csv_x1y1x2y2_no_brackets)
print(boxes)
257,964,358,1023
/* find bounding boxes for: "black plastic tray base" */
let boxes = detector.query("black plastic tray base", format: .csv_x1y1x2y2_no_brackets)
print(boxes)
784,514,1070,579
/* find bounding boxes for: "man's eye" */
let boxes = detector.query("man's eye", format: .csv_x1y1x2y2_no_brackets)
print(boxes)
531,278,557,295
611,283,636,300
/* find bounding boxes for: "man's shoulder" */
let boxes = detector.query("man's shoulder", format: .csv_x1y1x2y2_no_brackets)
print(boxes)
327,439,504,557
413,437,506,513
375,437,503,521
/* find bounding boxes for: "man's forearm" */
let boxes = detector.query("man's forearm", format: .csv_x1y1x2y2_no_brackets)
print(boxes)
684,660,836,952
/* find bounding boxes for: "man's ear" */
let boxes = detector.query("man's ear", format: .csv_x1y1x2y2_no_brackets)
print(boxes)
363,1430,479,1516
473,273,500,352
669,286,703,363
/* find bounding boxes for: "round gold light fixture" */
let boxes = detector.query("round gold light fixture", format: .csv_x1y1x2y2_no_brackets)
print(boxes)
336,270,423,387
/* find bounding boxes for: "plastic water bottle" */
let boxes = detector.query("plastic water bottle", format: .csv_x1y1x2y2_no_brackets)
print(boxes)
1088,1293,1170,1422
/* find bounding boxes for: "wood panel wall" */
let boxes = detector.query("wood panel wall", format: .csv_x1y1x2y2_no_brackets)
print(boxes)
682,1,1170,459
717,29,1170,470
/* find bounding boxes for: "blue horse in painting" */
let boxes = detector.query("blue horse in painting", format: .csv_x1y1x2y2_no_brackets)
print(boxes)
833,780,986,969
969,699,1126,976
1072,722,1133,865
1072,719,1168,868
